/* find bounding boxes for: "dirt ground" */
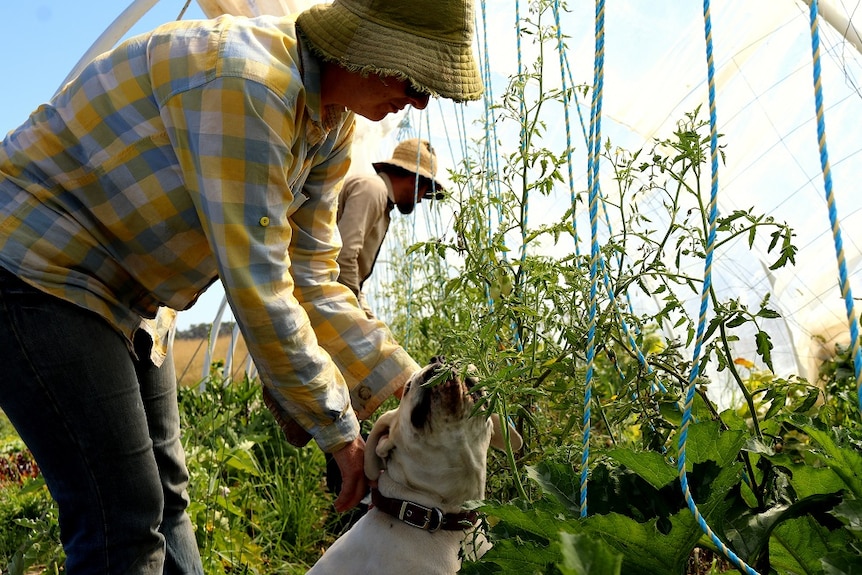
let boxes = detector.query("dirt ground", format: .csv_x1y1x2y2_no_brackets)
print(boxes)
687,548,735,574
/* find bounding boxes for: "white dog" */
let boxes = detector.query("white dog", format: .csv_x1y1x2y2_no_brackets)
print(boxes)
308,358,522,575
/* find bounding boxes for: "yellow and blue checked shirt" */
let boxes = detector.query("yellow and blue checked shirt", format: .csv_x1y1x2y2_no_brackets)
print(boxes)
0,14,419,452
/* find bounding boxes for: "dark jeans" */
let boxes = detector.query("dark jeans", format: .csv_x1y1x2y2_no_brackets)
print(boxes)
0,268,202,574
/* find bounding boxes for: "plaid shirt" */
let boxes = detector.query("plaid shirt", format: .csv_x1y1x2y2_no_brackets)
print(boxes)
0,14,418,452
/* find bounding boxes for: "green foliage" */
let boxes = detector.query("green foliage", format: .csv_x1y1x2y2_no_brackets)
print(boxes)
558,532,622,575
178,375,334,574
372,3,862,573
0,375,341,575
0,411,63,575
0,480,62,575
459,403,862,575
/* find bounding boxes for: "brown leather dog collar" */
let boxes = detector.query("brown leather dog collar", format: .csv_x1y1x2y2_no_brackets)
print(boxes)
370,488,479,532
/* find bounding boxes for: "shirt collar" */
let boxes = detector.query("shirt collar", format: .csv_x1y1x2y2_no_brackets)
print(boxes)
297,33,348,132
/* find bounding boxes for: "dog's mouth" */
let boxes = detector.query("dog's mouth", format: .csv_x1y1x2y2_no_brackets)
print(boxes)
406,356,485,429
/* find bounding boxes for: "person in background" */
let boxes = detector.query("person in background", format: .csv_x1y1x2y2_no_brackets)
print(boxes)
0,0,482,572
336,138,445,318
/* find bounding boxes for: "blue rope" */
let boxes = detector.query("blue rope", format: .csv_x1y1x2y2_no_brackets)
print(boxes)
479,0,507,317
413,112,446,290
516,0,527,180
806,0,862,409
504,0,525,352
548,4,669,476
580,0,605,519
483,10,496,315
563,58,584,258
397,116,418,349
676,3,761,574
421,113,444,243
552,0,578,257
516,0,529,306
552,19,667,403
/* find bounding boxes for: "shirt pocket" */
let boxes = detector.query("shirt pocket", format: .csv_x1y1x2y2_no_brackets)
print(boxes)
286,190,308,217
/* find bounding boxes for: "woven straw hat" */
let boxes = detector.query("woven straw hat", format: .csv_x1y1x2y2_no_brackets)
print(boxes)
295,0,482,102
373,139,446,200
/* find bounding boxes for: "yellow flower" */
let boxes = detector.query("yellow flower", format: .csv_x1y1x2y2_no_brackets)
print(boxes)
733,357,755,369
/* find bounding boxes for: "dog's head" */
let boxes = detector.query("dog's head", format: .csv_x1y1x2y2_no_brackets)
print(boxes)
365,357,522,506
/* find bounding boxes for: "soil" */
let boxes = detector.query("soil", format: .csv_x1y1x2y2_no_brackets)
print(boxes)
687,547,737,574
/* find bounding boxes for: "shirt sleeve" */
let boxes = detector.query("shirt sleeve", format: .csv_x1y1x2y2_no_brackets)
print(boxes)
162,76,418,452
293,166,419,423
162,76,359,452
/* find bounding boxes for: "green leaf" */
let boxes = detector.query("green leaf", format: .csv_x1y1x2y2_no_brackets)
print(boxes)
755,330,774,371
721,492,842,567
770,455,845,500
526,462,580,514
581,509,699,575
756,308,781,319
606,448,677,490
789,419,862,498
770,516,834,575
558,532,623,575
741,436,775,456
220,439,261,477
483,499,575,542
479,458,743,575
795,388,821,413
675,420,746,468
587,463,740,574
830,498,862,538
462,501,580,574
821,549,862,574
461,537,554,575
763,394,786,421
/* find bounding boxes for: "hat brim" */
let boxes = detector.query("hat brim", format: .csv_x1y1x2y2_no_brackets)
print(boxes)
373,160,446,200
296,3,482,102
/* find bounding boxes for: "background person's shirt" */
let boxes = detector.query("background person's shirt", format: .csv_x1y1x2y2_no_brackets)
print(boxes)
0,14,418,452
336,172,393,318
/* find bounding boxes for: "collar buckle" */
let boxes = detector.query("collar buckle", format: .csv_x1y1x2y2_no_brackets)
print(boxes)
398,500,444,532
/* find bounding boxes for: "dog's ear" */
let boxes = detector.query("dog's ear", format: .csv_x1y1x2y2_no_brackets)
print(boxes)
364,410,398,480
490,413,523,452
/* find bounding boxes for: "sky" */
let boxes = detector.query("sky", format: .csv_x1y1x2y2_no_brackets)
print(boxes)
3,1,862,385
1,1,217,330
1,1,205,123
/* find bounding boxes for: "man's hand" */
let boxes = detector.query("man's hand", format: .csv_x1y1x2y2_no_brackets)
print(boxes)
330,435,368,512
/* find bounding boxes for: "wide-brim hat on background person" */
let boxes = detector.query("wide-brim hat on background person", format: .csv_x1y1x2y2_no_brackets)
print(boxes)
373,139,446,200
295,0,483,103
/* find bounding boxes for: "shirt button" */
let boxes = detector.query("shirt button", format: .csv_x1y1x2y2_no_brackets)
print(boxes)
356,385,372,401
259,216,270,227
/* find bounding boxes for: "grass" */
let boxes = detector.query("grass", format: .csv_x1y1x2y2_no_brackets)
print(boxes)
0,413,62,574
